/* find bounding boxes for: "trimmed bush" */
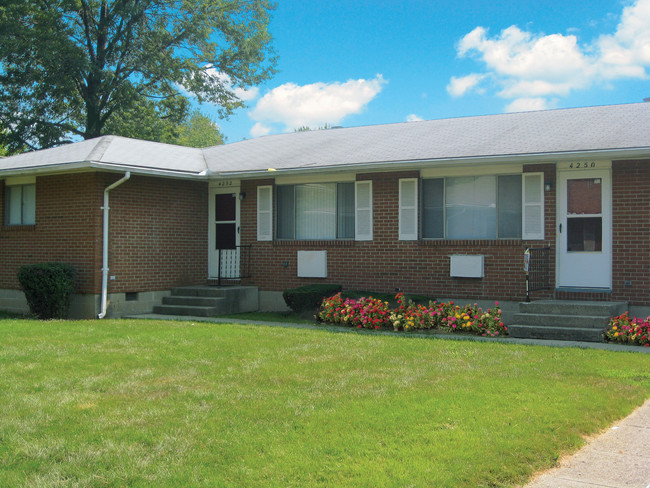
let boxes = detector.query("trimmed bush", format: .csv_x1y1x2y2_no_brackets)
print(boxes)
282,284,342,312
17,262,76,319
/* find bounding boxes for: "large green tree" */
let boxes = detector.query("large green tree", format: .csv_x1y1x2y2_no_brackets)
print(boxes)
0,0,275,153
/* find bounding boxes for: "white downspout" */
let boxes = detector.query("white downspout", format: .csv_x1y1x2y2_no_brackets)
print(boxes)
98,172,131,318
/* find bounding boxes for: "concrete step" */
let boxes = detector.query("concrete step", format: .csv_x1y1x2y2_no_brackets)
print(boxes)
509,299,626,342
519,300,627,317
508,324,604,343
171,286,226,298
512,313,610,329
152,304,224,317
153,285,259,317
162,295,227,307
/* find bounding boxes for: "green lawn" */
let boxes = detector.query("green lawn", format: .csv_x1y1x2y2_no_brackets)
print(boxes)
1,318,649,488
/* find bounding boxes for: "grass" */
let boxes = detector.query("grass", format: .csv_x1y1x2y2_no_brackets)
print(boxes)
1,318,649,487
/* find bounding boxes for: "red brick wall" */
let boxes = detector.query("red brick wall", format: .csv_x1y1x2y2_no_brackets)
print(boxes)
610,160,650,304
0,173,103,292
101,173,208,292
240,167,557,303
0,172,208,295
4,159,649,305
243,161,650,305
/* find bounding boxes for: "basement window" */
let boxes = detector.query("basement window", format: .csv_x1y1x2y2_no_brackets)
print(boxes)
125,292,139,302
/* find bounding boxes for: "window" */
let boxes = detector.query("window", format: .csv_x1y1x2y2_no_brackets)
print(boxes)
4,183,35,225
277,183,355,240
417,173,542,240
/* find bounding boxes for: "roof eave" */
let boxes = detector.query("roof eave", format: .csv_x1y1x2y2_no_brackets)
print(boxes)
214,147,650,179
0,160,208,180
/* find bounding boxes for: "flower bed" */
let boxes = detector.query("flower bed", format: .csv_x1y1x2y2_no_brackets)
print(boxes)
604,312,650,346
317,292,507,337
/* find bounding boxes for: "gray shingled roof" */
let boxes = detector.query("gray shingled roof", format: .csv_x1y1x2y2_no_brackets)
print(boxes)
205,102,650,174
0,135,206,175
1,103,649,178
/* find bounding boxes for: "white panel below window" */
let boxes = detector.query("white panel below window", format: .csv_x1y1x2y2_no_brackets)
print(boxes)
450,255,484,278
297,251,327,278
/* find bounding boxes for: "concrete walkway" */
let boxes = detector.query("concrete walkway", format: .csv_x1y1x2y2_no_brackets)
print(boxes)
522,398,650,488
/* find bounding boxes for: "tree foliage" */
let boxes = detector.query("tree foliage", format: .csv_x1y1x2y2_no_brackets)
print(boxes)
104,104,225,147
175,111,224,147
0,0,275,153
294,124,333,132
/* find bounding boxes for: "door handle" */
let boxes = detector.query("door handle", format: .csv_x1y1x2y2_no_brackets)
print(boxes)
559,223,562,233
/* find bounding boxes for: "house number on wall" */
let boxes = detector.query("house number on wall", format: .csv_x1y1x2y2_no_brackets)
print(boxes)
568,162,597,169
216,180,235,187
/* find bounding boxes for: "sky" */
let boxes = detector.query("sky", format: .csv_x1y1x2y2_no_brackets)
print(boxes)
198,0,650,143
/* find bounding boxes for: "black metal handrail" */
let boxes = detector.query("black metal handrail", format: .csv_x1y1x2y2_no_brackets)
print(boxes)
525,246,551,301
216,244,252,285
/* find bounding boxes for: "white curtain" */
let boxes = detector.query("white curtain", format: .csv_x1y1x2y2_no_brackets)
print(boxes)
446,176,496,239
296,183,336,239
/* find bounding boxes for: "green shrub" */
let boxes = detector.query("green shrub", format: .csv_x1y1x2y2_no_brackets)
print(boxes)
282,284,342,312
17,263,76,319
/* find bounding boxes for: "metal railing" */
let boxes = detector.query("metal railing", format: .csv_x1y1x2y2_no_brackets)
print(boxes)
216,245,252,285
525,246,551,302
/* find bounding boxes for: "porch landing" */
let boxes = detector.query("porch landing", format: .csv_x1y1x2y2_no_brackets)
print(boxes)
152,286,258,317
508,300,627,342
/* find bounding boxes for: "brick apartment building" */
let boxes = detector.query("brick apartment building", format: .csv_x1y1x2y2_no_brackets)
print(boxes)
1,103,649,318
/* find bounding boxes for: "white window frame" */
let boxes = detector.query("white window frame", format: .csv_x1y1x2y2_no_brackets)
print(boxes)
275,181,357,240
420,173,541,240
4,182,36,226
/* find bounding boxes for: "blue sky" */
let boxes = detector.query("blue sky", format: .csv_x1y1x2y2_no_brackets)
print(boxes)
200,0,650,142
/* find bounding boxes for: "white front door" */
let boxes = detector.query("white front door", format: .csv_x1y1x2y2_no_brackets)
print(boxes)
208,187,240,279
557,167,611,288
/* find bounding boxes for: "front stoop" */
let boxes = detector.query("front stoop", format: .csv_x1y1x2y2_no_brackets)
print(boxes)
508,300,627,342
153,286,259,317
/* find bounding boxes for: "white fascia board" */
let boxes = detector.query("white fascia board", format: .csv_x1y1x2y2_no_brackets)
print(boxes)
88,162,208,179
0,161,208,180
215,147,650,179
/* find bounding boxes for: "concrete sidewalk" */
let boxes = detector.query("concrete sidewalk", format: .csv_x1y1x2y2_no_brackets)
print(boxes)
522,399,650,488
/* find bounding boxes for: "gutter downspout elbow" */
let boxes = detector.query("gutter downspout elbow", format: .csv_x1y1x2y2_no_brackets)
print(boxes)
98,171,130,318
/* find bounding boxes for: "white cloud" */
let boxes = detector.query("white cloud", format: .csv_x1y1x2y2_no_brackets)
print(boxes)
250,122,271,138
249,75,386,132
498,79,575,98
504,97,550,113
406,114,423,122
450,0,650,109
447,73,487,97
596,0,650,78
